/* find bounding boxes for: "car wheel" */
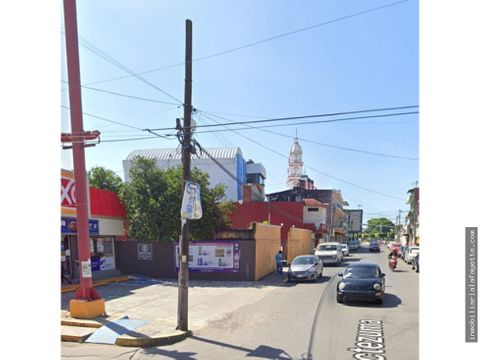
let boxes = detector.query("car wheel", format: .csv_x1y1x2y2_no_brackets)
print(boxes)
376,298,383,305
336,295,344,303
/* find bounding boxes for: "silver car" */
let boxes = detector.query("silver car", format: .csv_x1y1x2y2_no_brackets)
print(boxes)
287,255,324,282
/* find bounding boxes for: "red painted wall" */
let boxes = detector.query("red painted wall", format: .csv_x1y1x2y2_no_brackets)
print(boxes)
89,188,126,218
230,202,316,243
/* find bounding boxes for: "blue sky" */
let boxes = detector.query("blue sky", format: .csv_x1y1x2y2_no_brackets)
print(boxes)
61,0,419,224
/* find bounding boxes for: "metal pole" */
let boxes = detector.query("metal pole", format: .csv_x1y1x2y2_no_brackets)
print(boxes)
177,19,192,332
63,0,100,301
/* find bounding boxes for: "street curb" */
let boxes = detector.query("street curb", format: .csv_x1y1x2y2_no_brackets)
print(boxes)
115,330,193,348
61,319,103,328
61,275,131,293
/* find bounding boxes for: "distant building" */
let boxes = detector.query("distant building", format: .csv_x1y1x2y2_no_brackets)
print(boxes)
243,160,267,202
406,186,419,245
123,147,265,202
344,209,363,240
267,188,347,243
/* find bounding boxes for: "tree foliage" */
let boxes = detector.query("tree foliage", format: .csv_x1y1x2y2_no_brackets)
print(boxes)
120,156,233,242
88,166,124,194
364,217,396,240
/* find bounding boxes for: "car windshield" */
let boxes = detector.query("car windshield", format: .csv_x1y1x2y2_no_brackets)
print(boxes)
341,245,347,248
344,267,379,279
292,257,315,265
319,245,337,251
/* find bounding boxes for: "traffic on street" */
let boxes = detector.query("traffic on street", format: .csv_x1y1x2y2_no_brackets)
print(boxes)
62,242,418,360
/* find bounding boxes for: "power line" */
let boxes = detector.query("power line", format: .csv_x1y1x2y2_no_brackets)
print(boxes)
199,113,404,201
61,105,144,131
85,0,413,85
189,111,419,134
62,81,180,106
61,27,184,105
149,105,418,131
202,111,418,161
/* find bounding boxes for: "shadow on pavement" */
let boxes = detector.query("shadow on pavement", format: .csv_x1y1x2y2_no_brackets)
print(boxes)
342,293,402,308
188,335,293,359
142,348,197,360
286,275,331,285
61,274,292,310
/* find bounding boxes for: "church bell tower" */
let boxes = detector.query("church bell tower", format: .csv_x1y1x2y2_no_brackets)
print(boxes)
287,132,303,188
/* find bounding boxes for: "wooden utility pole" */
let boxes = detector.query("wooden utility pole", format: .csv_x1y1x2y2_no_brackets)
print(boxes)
177,19,193,332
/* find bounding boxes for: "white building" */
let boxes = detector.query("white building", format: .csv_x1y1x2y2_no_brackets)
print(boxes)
123,147,265,202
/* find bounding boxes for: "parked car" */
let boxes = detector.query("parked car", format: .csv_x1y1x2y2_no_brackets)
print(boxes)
405,246,420,264
336,262,386,304
412,253,419,272
348,239,360,251
340,243,350,257
315,242,343,265
287,255,323,282
369,241,380,252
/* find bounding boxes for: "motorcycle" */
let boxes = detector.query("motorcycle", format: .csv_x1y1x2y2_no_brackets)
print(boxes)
389,255,398,271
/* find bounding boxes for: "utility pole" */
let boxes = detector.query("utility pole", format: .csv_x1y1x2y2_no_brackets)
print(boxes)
177,19,193,332
63,0,102,306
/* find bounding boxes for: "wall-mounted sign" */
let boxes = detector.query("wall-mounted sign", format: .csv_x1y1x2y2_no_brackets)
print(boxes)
137,243,153,261
61,169,76,216
61,217,99,235
175,241,240,272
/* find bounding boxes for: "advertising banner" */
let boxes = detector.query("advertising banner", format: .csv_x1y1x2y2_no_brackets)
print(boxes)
181,181,202,220
61,217,99,235
175,241,240,272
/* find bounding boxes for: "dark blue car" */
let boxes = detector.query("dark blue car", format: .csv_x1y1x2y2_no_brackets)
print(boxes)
336,262,385,304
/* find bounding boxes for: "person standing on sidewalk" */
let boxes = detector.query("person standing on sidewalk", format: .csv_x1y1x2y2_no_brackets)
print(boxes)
275,250,284,275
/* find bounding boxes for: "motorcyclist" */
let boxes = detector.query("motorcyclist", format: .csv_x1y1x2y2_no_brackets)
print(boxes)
388,249,398,269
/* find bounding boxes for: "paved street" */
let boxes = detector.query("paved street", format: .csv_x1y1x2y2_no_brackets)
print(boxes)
62,245,418,360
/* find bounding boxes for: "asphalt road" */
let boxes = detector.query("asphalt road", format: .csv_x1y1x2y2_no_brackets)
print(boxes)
62,245,418,360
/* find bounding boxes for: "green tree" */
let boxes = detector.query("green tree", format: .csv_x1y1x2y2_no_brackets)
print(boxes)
88,166,124,193
120,156,233,242
365,217,396,240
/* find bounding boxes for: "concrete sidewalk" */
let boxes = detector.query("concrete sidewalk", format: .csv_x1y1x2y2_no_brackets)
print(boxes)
61,272,289,347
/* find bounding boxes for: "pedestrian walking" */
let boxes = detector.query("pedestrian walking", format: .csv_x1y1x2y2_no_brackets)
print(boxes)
275,250,284,275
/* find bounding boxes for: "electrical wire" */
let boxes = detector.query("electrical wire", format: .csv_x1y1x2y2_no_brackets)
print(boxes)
84,0,413,85
61,27,184,105
202,111,418,161
149,105,419,131
64,81,180,106
61,105,144,131
199,113,404,201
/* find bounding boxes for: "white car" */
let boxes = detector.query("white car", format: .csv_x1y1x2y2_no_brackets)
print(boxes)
287,255,324,282
340,243,350,257
405,246,420,264
314,242,343,265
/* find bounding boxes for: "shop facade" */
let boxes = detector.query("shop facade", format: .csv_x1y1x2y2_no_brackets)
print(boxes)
61,169,126,283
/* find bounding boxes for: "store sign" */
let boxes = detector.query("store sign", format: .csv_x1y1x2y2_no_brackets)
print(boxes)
61,217,99,235
137,243,153,261
61,170,77,216
175,242,240,273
